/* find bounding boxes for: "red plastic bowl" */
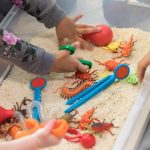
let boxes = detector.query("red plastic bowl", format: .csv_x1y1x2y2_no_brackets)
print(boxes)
82,25,113,46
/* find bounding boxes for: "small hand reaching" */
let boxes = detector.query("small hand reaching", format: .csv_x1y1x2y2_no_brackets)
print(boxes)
137,51,150,82
56,15,100,50
51,42,89,73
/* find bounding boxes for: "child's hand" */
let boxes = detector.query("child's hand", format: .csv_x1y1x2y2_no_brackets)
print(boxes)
51,50,89,73
33,120,60,149
51,42,89,73
137,51,150,82
56,15,100,50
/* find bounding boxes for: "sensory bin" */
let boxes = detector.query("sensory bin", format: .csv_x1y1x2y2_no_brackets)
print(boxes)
1,27,150,150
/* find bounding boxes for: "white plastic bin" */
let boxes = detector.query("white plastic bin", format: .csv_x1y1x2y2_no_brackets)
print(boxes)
1,1,150,149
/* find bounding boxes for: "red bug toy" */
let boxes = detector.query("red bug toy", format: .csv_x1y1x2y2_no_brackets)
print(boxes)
91,119,118,136
64,128,96,149
66,70,98,82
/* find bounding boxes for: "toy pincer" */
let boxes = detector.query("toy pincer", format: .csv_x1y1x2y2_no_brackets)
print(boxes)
65,64,130,113
30,77,47,122
59,45,93,69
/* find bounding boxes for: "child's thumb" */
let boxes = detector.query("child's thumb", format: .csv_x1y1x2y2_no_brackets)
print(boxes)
44,119,57,132
77,61,89,72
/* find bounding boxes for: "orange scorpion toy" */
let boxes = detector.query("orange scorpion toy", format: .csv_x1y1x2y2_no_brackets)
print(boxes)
115,34,137,58
94,59,124,71
78,106,100,130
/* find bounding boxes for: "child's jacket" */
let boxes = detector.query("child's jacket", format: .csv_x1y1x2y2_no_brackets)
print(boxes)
0,0,66,74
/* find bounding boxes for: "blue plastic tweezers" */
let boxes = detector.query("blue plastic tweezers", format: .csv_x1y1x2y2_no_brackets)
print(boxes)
65,64,130,113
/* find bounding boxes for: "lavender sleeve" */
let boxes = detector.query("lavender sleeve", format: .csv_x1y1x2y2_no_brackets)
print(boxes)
0,27,55,74
10,0,66,28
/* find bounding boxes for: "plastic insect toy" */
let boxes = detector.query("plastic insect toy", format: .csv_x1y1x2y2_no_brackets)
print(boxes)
103,41,121,53
12,97,32,118
64,128,96,149
64,128,81,143
60,110,79,125
115,35,137,58
124,73,138,85
6,118,69,139
0,98,32,124
94,59,124,71
90,119,118,136
66,70,98,82
75,70,98,81
1,112,27,139
55,80,94,99
78,106,100,130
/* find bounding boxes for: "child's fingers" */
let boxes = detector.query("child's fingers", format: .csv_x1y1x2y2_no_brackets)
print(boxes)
75,56,84,59
78,37,93,50
76,61,89,72
71,41,81,49
137,56,150,82
56,50,71,61
76,27,100,35
57,42,80,60
138,63,147,83
44,119,57,132
72,14,83,22
76,24,94,28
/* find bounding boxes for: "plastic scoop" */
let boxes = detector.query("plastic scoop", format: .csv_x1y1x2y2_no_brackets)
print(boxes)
30,77,47,122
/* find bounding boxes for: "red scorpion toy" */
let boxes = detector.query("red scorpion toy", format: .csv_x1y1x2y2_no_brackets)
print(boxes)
66,70,98,82
91,119,118,136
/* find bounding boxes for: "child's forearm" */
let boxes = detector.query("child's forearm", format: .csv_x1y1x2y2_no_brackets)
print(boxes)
0,135,38,150
0,27,55,74
10,0,66,28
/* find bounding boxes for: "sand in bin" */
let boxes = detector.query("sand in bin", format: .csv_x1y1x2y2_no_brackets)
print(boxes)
0,28,150,150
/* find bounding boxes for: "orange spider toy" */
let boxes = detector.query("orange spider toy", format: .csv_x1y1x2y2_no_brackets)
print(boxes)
115,35,137,58
78,106,100,130
94,59,124,71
